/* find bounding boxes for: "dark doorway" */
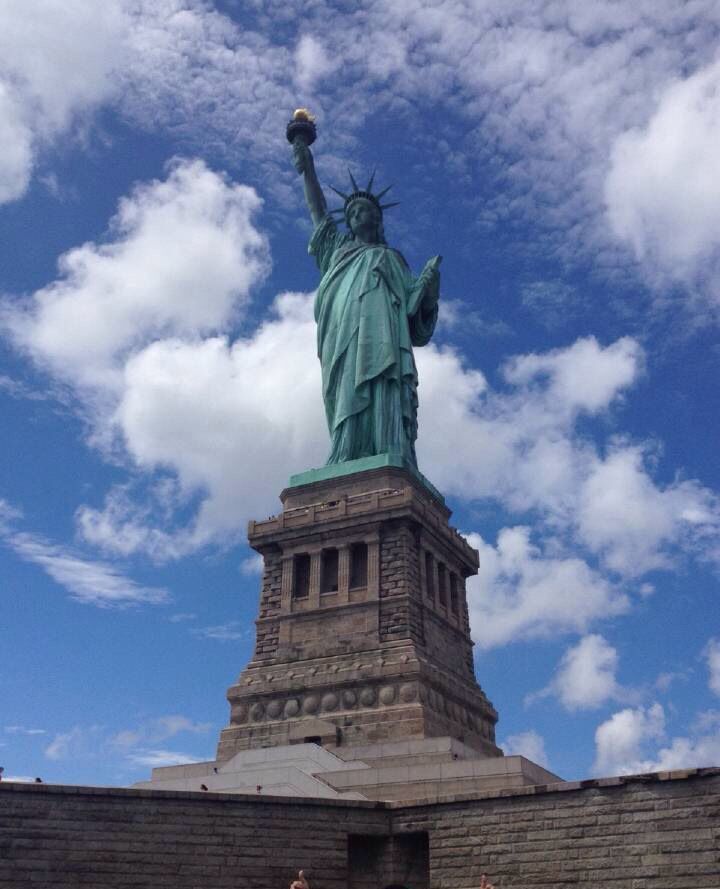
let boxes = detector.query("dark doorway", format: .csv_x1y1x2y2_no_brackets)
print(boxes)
348,833,429,889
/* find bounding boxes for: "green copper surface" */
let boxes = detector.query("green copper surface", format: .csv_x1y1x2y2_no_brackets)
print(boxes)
288,454,445,504
291,125,441,471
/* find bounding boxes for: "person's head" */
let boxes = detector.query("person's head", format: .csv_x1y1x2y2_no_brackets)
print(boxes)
346,197,383,243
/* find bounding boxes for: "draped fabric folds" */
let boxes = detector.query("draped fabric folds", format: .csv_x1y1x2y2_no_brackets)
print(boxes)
310,216,439,467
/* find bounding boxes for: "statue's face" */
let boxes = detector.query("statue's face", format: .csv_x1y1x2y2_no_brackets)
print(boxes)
347,199,380,241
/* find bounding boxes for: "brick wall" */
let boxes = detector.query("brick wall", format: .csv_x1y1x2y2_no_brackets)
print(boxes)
253,548,283,660
393,770,720,889
1,769,718,888
0,784,388,889
379,522,415,642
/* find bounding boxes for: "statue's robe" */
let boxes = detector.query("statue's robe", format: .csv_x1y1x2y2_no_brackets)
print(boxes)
310,215,438,466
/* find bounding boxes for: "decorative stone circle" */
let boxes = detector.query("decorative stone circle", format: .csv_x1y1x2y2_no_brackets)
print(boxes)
359,687,376,707
284,699,300,718
342,689,357,708
249,702,265,722
233,705,248,724
399,683,417,703
266,700,283,719
321,692,338,712
379,685,396,705
303,694,320,714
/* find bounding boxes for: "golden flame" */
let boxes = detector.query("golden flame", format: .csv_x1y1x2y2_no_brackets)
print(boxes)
293,108,315,122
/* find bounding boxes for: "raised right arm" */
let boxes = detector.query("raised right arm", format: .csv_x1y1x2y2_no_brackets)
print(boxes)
292,141,327,227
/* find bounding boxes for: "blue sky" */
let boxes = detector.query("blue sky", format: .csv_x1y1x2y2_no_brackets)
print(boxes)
1,0,720,786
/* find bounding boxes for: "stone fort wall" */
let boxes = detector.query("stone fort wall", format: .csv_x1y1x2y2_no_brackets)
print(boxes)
1,768,718,888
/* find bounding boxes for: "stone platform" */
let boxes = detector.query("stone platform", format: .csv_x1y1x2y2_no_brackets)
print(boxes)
134,737,560,801
216,465,501,760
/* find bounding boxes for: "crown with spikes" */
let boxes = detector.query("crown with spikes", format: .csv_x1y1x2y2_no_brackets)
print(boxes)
328,169,400,222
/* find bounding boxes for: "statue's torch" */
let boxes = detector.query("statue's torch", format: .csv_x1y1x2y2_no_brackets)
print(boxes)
286,108,317,155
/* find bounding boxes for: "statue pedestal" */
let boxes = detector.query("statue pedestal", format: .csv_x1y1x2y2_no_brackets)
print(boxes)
216,464,501,760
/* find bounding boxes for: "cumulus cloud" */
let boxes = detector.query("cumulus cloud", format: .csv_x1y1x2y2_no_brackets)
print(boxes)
466,529,628,649
418,336,642,516
78,291,325,550
530,635,623,711
577,446,720,576
593,703,665,776
606,57,720,291
4,159,269,395
500,729,549,768
593,703,720,776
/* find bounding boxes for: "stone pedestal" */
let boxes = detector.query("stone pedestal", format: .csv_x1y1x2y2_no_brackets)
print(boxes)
216,466,501,760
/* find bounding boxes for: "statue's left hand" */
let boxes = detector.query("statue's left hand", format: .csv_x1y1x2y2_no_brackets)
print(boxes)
420,255,442,299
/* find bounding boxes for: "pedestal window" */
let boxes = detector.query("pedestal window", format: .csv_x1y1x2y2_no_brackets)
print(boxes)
293,553,311,599
321,547,339,594
349,542,368,589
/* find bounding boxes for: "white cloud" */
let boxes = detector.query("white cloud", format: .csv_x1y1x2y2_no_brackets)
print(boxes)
704,638,720,697
45,726,88,761
647,735,720,772
593,702,720,776
126,749,203,768
3,0,720,311
500,729,549,768
168,612,196,623
110,715,211,751
577,446,719,576
534,635,622,711
4,159,269,394
606,57,720,290
4,726,46,736
70,291,324,552
417,336,643,518
0,0,129,202
240,554,263,576
42,716,210,771
0,83,33,203
466,529,628,649
294,35,336,92
5,530,168,608
593,703,665,776
192,622,249,642
694,710,720,732
0,498,22,533
502,336,641,416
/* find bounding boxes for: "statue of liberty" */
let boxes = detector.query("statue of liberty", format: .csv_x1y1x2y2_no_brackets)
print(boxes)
288,111,441,469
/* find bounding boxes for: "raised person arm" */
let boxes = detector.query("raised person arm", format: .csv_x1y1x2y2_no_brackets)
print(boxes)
293,141,327,227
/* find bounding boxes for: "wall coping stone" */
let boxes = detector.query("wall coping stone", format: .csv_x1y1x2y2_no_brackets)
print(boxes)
2,765,717,809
